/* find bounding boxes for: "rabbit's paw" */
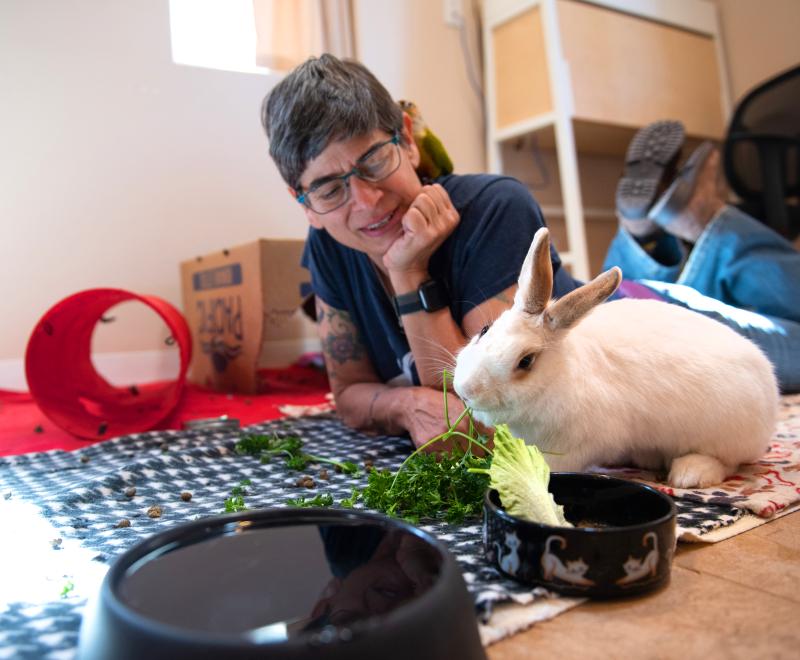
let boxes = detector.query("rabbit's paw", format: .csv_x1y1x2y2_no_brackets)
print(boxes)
667,454,728,489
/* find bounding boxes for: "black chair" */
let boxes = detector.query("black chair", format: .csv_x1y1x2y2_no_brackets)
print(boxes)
723,64,800,240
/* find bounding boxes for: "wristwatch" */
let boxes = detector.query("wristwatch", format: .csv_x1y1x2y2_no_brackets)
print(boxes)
393,279,449,315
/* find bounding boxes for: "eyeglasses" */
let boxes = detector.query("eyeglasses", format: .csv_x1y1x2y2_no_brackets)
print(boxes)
296,134,401,214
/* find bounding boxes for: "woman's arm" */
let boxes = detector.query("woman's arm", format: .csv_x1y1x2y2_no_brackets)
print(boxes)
316,289,514,449
382,183,522,388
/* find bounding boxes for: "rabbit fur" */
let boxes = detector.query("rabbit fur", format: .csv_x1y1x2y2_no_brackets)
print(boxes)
453,228,778,488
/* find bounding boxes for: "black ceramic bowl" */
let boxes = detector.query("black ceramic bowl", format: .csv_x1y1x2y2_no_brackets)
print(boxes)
484,473,676,598
79,508,485,660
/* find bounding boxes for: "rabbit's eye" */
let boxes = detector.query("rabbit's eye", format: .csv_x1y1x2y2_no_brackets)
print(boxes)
478,324,490,339
517,353,535,371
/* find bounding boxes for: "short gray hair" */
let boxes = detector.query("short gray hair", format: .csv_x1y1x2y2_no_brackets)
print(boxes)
261,54,404,191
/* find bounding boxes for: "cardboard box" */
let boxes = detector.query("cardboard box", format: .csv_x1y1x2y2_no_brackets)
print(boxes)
180,239,319,393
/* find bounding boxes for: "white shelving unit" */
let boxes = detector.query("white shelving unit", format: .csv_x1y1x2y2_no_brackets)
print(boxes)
482,0,731,280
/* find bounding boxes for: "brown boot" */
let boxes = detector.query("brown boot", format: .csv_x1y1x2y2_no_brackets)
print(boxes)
647,142,728,243
616,120,685,239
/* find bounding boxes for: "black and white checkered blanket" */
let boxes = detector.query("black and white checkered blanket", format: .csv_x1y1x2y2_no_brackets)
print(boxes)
0,414,745,659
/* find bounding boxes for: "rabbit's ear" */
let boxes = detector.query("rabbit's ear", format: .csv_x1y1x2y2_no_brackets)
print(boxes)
545,267,622,330
514,227,553,315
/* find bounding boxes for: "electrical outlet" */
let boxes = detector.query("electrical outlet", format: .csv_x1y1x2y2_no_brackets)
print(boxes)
443,0,463,27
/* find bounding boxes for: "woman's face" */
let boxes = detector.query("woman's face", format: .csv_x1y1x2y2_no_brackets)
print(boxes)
295,113,421,268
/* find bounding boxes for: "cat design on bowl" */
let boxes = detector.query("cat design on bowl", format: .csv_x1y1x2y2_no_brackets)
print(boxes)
616,531,660,586
495,530,521,576
541,536,595,587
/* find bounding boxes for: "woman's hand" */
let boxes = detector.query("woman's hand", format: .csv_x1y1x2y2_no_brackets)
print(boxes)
399,387,490,454
382,184,459,277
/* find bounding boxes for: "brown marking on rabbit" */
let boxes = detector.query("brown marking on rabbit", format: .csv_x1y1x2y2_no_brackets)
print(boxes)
453,228,779,489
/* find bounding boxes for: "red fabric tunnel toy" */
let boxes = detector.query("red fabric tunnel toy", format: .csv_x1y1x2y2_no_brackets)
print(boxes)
25,289,192,440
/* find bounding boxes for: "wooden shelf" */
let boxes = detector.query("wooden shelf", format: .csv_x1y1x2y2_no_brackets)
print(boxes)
502,119,714,158
483,0,731,281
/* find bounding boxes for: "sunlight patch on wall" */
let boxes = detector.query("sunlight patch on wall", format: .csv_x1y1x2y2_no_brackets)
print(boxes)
169,0,270,75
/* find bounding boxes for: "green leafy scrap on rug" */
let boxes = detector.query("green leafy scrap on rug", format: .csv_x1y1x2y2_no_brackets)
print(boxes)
235,432,360,475
339,488,361,508
223,478,251,513
363,448,490,524
361,371,495,524
286,492,334,507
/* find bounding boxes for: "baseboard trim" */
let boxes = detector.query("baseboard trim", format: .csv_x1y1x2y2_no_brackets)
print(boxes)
0,339,322,393
0,350,182,393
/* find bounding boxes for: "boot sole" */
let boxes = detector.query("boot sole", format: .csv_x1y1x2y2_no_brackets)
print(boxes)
616,121,685,219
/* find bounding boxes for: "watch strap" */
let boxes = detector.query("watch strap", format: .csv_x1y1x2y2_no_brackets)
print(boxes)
393,289,425,315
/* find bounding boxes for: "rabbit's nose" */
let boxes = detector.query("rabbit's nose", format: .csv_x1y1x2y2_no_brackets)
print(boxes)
452,378,474,404
452,379,466,400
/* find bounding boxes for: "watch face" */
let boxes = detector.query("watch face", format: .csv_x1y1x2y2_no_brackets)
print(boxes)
394,280,448,315
418,280,448,312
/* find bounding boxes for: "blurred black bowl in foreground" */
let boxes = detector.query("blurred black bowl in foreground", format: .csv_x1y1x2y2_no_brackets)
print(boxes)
79,508,485,660
484,473,676,598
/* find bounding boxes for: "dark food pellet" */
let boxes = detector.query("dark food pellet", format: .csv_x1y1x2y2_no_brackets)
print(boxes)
319,469,330,480
295,476,315,489
80,455,90,464
124,487,136,498
34,425,44,434
180,491,192,502
147,505,162,518
97,422,108,436
160,443,169,452
115,519,131,528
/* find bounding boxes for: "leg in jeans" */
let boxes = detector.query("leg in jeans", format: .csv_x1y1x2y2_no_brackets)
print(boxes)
606,128,800,391
678,206,800,323
604,210,800,392
606,205,800,322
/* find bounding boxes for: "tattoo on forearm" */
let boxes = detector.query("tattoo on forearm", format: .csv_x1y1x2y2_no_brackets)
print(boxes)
323,331,364,364
318,307,365,365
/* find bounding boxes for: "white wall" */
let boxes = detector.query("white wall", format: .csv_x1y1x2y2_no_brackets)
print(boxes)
355,0,486,176
0,1,301,368
0,0,487,389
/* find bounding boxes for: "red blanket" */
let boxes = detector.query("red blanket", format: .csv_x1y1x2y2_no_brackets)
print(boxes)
0,365,330,457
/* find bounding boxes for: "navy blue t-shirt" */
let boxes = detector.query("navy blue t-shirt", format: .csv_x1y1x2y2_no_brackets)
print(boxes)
301,174,579,385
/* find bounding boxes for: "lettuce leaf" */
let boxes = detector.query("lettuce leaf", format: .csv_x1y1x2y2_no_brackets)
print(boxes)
489,424,571,527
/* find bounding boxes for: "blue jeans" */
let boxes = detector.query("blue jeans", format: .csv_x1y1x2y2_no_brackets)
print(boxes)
604,206,800,392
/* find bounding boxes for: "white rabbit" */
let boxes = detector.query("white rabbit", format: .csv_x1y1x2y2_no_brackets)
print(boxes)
453,228,778,488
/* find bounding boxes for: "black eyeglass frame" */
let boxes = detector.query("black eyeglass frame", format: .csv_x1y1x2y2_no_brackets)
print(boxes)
295,133,402,214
